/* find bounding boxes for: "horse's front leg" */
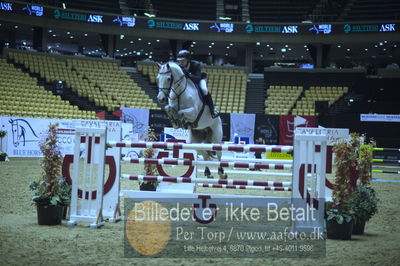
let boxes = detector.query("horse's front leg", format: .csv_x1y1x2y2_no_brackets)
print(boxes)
178,107,197,122
165,105,181,128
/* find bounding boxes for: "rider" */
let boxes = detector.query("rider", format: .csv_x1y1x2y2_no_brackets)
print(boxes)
176,49,219,118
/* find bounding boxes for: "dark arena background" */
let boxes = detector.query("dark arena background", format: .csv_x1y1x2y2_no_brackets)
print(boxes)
0,0,399,265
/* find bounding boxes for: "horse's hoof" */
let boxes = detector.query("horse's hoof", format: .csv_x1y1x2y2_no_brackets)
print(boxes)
219,174,228,180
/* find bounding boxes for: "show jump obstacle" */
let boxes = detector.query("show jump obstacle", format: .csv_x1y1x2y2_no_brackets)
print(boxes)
67,125,328,233
372,147,400,175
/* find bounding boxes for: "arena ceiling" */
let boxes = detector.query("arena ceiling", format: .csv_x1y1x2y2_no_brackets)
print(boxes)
1,20,398,64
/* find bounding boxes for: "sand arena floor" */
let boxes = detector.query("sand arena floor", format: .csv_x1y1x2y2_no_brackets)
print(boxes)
0,158,399,265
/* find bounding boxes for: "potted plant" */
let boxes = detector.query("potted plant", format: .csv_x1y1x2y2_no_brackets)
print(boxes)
29,123,71,225
140,128,159,191
351,138,379,234
326,137,357,240
0,151,7,162
351,184,379,234
0,130,7,161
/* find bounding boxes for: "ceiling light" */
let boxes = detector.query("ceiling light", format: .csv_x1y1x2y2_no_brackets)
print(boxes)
84,33,88,36
52,34,56,37
148,42,151,45
120,35,124,39
266,44,270,47
62,3,66,9
48,30,52,33
138,38,142,41
347,48,350,51
211,42,215,45
226,46,230,49
304,45,307,48
219,16,232,20
256,42,260,45
285,44,288,47
365,48,368,51
281,48,286,52
156,39,160,42
208,45,212,48
70,36,74,39
337,45,341,48
130,41,134,44
67,31,70,34
193,41,196,44
14,25,18,29
270,47,273,50
144,13,155,18
230,43,233,46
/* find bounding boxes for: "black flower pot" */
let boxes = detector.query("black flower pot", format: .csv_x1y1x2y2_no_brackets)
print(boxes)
326,219,354,240
0,154,6,161
37,205,64,225
140,183,157,191
62,206,68,220
353,217,366,235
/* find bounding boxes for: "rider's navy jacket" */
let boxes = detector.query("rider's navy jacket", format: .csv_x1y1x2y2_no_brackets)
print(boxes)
184,60,202,84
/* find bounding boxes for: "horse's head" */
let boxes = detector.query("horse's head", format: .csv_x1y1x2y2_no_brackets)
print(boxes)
156,62,185,104
156,63,172,104
9,119,21,147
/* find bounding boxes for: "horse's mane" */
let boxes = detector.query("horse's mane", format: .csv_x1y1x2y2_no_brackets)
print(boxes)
166,61,184,75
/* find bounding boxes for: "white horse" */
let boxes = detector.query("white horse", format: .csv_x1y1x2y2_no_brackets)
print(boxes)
156,62,223,161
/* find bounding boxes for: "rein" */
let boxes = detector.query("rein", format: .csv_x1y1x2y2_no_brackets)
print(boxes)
159,65,205,129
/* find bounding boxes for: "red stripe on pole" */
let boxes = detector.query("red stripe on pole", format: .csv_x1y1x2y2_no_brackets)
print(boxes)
182,177,191,183
234,162,249,168
212,145,222,151
271,147,282,153
164,159,179,165
249,147,265,153
153,143,168,149
130,158,139,163
143,176,157,182
232,180,248,186
275,165,284,170
162,177,178,183
218,179,228,185
220,162,229,167
254,164,264,170
253,181,268,186
228,146,244,152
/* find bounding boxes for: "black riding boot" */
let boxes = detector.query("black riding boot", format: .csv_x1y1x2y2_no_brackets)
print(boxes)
204,93,219,118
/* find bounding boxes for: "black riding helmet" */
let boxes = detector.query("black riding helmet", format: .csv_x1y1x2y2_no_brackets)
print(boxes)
177,50,191,61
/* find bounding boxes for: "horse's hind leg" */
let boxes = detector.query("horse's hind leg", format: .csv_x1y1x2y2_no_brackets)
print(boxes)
191,129,210,161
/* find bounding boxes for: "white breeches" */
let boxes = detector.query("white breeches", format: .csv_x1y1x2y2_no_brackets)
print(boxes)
200,79,208,95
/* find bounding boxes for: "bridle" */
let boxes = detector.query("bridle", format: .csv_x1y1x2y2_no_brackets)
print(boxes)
158,66,187,109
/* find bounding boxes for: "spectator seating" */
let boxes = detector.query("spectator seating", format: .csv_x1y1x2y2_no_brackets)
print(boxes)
264,85,303,115
0,58,95,119
292,86,348,116
7,51,159,112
